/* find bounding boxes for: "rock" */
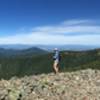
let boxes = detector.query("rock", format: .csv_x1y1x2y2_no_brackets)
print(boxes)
0,68,100,100
8,89,21,100
0,89,8,100
95,80,100,86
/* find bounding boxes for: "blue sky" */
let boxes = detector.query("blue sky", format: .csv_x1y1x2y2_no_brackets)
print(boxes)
0,0,100,45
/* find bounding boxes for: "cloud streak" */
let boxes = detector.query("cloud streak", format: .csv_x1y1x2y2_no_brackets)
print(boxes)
0,19,100,45
33,19,100,35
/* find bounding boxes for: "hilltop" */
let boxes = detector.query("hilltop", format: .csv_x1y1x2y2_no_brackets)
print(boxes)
0,49,100,99
0,68,100,100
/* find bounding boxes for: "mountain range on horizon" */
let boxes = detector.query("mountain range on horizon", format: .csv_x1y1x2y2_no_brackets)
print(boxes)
0,44,100,58
0,44,100,51
0,47,48,57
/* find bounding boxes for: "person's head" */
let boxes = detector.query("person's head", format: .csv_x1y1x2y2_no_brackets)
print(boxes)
54,48,58,51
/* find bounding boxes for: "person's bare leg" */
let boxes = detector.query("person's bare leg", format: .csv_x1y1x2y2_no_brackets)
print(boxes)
53,62,59,74
53,62,57,73
57,63,59,73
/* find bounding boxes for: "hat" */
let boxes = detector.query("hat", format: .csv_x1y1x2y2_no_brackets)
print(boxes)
54,48,58,51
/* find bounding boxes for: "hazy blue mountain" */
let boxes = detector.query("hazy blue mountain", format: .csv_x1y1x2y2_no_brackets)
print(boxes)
0,47,48,57
0,44,33,50
37,45,100,51
0,44,100,51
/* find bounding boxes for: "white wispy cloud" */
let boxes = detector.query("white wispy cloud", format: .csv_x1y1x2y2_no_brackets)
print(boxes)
0,19,100,45
33,19,100,35
62,19,92,26
34,25,100,35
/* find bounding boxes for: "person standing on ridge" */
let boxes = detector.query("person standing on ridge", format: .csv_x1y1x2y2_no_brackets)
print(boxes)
53,48,61,74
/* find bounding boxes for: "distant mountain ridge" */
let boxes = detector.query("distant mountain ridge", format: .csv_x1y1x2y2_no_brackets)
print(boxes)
0,47,48,57
0,44,100,51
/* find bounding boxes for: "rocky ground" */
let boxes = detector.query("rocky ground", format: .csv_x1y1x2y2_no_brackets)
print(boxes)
0,68,100,100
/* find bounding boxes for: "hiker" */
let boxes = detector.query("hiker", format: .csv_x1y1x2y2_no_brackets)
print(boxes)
53,48,61,74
